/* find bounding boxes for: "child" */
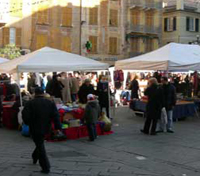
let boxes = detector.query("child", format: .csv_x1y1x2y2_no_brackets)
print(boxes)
84,94,101,141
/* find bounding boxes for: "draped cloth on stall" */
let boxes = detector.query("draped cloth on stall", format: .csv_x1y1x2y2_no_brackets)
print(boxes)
0,57,9,64
115,43,200,72
0,47,109,73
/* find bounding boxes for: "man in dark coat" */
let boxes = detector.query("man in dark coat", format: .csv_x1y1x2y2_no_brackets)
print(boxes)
129,75,139,99
22,87,61,174
51,73,64,99
78,79,94,104
141,78,164,135
84,94,101,141
97,77,110,118
159,77,177,133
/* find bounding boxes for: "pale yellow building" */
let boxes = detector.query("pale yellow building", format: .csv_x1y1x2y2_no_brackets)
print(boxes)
163,0,200,45
0,0,163,64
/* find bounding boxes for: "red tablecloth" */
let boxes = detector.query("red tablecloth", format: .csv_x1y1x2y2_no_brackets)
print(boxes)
2,105,18,129
62,124,113,140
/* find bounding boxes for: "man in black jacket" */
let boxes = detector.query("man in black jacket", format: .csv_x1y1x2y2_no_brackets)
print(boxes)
22,87,61,174
159,77,177,133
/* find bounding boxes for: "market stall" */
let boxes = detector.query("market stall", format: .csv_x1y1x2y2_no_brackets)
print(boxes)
115,43,200,119
0,47,112,139
130,100,198,121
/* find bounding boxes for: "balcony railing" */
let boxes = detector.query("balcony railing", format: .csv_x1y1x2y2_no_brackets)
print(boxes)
128,24,161,35
129,0,162,10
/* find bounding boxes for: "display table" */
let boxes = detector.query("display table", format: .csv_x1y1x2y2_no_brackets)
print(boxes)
2,105,18,129
130,100,197,120
62,124,113,140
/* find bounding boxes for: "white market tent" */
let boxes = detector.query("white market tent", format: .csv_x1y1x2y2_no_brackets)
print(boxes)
0,57,9,64
0,47,109,73
115,43,200,72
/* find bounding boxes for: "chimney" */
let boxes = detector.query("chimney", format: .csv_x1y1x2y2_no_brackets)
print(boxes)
176,0,184,10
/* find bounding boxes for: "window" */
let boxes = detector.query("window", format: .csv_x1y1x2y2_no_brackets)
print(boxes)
110,9,118,27
2,27,21,47
146,11,154,27
89,7,98,25
131,38,139,53
186,17,199,32
61,7,72,27
164,17,176,32
36,34,48,49
131,10,140,26
37,4,49,24
109,37,117,55
9,28,16,44
3,27,10,46
89,36,98,53
146,38,153,52
61,36,71,52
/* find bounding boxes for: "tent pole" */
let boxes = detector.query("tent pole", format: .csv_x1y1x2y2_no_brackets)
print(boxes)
107,69,113,119
17,71,23,107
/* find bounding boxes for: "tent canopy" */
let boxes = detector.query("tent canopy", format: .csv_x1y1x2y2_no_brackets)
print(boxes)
0,57,9,64
0,47,109,73
115,43,200,71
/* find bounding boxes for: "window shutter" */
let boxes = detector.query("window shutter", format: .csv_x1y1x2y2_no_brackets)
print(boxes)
110,10,118,27
186,17,190,31
3,27,10,46
36,34,48,49
16,28,22,47
131,10,140,25
109,37,117,55
164,18,168,31
89,8,98,25
61,36,71,52
89,36,97,53
62,7,72,26
173,17,177,31
195,18,199,32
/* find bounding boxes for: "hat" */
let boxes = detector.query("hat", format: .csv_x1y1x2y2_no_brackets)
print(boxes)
35,87,44,95
87,94,95,101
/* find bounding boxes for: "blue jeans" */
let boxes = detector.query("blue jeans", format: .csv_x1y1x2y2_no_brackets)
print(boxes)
159,110,173,131
167,110,173,131
71,94,77,102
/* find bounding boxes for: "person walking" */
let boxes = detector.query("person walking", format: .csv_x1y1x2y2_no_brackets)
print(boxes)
158,77,176,133
22,87,61,174
84,94,101,141
141,78,164,135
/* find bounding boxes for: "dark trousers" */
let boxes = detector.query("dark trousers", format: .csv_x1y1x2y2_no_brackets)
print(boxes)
87,123,97,141
71,94,77,102
32,135,50,171
143,118,158,134
100,106,110,118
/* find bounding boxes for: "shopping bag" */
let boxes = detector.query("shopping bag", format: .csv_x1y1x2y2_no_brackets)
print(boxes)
162,107,168,124
21,124,30,137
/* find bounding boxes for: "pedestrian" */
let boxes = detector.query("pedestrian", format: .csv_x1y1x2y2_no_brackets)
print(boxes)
78,79,94,104
45,75,53,95
22,87,61,174
84,94,101,141
141,78,164,135
158,77,176,133
97,76,110,118
129,75,139,99
69,73,79,102
51,73,64,100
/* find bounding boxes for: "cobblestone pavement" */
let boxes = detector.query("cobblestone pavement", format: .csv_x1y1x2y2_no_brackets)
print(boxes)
1,107,200,176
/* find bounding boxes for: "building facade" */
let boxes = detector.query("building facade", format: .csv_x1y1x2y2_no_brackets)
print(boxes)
0,0,163,64
163,0,200,45
124,0,163,58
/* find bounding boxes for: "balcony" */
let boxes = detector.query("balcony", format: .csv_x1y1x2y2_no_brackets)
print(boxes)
129,0,162,10
128,23,161,35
